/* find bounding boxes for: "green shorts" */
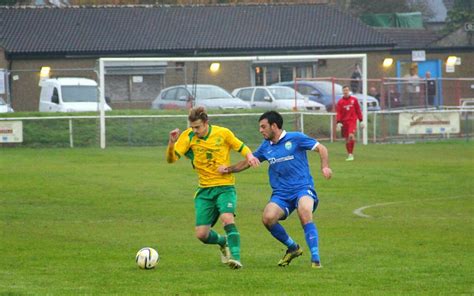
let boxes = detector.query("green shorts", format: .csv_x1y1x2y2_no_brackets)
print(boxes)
194,185,237,226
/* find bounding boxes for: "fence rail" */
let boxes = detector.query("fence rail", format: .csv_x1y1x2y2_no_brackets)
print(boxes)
0,109,472,148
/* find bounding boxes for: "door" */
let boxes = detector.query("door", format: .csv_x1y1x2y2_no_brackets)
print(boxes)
253,88,274,109
397,59,442,106
40,87,61,112
417,60,442,106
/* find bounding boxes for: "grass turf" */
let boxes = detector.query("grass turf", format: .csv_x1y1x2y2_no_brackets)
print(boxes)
1,141,473,295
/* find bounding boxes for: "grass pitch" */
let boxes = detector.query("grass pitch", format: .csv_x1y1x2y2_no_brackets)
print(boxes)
1,141,473,295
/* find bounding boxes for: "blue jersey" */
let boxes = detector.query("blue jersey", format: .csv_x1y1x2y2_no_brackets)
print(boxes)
253,131,319,197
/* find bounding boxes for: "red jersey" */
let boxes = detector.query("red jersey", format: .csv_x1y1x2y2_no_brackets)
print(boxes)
336,95,363,123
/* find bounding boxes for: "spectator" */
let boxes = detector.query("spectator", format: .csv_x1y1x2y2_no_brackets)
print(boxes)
403,66,421,107
425,71,436,107
350,63,362,93
368,86,381,102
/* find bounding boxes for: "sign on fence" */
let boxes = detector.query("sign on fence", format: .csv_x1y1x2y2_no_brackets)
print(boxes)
0,121,23,143
398,112,460,134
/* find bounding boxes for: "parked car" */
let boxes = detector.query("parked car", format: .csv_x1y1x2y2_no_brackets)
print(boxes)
232,86,326,112
39,78,112,112
274,81,381,111
152,84,251,110
0,97,14,113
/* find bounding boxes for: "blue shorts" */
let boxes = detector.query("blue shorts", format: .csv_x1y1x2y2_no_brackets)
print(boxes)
270,188,319,220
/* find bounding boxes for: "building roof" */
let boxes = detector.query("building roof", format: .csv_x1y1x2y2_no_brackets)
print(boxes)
375,27,441,50
0,4,394,57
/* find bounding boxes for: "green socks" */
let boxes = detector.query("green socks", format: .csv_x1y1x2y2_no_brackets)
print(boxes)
224,223,241,261
205,229,226,246
204,225,240,261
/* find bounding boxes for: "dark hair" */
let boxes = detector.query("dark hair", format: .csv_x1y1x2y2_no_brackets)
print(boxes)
342,85,350,90
259,111,283,129
188,106,208,122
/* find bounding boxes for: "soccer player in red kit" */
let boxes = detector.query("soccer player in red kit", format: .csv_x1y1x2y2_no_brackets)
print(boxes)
336,85,365,161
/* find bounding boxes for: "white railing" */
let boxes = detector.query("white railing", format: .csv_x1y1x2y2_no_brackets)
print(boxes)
0,108,472,148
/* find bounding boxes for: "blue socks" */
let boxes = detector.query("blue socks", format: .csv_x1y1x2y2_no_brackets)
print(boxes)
303,222,320,263
269,223,298,250
268,221,321,262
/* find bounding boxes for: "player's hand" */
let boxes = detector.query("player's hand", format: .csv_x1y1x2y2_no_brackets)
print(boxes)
169,128,180,143
359,123,366,129
321,167,332,180
246,153,260,168
336,123,342,132
217,165,230,174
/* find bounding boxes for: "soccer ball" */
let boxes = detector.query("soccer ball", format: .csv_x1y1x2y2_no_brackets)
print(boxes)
135,247,159,269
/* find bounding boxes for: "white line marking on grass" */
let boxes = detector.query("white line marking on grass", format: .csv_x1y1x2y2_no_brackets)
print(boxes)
353,196,467,218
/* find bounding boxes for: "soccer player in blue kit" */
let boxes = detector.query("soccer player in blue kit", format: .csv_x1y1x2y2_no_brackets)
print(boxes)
219,111,332,268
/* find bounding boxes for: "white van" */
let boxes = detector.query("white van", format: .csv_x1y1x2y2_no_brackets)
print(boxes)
39,78,112,112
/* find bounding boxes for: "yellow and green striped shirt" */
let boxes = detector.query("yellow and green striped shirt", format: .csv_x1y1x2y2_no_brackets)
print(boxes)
173,125,251,187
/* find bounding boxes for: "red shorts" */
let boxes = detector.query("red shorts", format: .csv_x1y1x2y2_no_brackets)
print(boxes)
341,121,357,138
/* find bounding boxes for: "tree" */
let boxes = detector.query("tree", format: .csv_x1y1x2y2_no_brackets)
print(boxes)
444,0,474,33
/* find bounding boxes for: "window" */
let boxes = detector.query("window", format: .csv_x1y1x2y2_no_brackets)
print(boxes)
236,89,253,101
175,62,185,72
296,65,315,78
253,63,318,86
176,88,189,101
162,88,177,101
295,85,315,96
254,67,264,86
265,66,280,86
62,86,98,103
51,88,59,104
254,89,269,102
280,66,293,82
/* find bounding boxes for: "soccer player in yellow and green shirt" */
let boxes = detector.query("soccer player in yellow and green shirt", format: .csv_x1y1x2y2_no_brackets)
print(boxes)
166,106,260,269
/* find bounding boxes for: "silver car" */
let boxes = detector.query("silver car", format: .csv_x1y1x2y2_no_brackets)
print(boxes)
152,84,251,110
0,97,14,113
232,86,326,112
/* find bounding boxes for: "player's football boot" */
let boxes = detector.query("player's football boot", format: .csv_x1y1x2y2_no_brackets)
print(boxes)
219,243,230,264
311,261,322,269
227,259,243,269
278,245,303,266
346,154,354,161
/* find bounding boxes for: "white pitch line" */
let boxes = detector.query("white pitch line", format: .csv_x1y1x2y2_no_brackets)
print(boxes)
353,196,467,218
353,202,399,218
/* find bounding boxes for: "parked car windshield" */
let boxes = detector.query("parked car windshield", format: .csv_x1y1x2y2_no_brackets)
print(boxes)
269,87,305,100
62,86,98,103
186,86,233,100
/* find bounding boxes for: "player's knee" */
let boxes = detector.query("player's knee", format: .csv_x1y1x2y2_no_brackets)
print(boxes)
261,214,277,228
297,209,313,225
220,213,235,226
195,230,208,242
299,215,313,225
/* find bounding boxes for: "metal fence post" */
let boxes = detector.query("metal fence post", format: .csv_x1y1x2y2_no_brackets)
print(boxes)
69,119,74,148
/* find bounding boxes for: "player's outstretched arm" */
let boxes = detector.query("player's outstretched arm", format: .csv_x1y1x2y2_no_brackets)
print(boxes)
245,152,260,168
314,143,332,180
218,159,251,175
166,128,180,163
